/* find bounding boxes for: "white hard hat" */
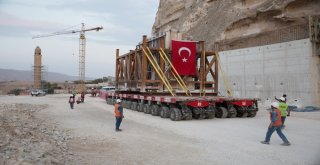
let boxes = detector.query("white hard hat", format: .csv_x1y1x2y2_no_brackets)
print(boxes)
279,97,285,101
116,99,121,103
271,102,279,108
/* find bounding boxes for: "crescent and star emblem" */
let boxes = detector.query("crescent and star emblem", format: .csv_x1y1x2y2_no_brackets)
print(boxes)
178,47,191,63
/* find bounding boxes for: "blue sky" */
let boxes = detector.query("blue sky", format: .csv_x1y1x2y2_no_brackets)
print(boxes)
0,0,159,78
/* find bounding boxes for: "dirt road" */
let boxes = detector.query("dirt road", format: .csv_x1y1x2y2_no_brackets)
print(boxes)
1,94,320,165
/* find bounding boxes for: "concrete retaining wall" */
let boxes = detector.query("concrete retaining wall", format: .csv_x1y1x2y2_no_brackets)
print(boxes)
218,39,320,107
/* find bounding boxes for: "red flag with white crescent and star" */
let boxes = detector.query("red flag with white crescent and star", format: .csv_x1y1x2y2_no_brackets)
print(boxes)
171,40,197,76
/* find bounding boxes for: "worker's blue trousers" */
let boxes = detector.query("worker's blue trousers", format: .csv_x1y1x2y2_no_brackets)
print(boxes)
115,117,122,130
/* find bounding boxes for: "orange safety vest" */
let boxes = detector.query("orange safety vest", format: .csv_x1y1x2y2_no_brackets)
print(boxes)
114,103,121,117
270,109,282,126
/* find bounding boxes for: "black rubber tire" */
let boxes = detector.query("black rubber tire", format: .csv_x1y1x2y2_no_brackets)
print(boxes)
160,106,170,118
248,111,257,117
228,107,237,118
206,113,215,119
136,103,142,112
131,102,138,111
151,105,160,116
122,101,127,108
199,113,206,119
143,104,151,114
215,107,228,118
126,101,132,109
181,107,193,120
193,113,200,119
241,112,248,118
108,98,113,105
170,108,182,121
192,108,202,119
206,106,216,119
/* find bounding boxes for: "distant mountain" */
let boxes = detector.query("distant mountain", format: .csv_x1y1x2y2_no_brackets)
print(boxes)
0,68,95,82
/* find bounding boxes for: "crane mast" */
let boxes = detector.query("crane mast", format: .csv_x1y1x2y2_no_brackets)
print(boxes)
32,23,103,93
79,24,86,92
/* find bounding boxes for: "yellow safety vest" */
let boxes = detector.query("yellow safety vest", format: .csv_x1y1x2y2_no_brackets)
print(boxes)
278,102,288,116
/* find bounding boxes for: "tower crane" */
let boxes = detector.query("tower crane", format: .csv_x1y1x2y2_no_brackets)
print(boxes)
32,23,103,92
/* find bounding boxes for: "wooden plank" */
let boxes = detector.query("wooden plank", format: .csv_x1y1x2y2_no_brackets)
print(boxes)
115,49,119,89
141,35,147,92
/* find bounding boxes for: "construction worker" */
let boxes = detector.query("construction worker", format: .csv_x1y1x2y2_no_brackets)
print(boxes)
278,96,290,128
114,99,124,131
68,94,75,109
76,96,82,104
81,92,85,103
261,102,291,146
275,94,287,102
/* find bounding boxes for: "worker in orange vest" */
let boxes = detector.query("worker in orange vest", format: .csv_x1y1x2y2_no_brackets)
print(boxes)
261,102,291,146
114,99,124,131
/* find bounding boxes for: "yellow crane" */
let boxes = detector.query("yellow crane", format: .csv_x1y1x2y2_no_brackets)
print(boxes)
32,23,103,92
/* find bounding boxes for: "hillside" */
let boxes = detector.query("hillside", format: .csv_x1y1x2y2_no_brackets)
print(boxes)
152,0,320,50
0,68,95,82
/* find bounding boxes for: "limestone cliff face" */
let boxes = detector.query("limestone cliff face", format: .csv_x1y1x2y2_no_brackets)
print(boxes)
152,0,320,50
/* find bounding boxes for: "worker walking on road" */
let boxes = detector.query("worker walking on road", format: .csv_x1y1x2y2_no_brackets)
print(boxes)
114,99,124,131
278,97,290,129
69,94,75,109
81,92,85,103
261,102,291,146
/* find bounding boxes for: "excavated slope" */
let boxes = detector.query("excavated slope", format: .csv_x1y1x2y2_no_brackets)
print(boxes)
152,0,320,50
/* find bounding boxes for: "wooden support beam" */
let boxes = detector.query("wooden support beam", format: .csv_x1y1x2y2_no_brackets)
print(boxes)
214,54,219,94
115,49,119,90
141,35,147,92
199,41,205,95
159,36,165,92
205,57,216,77
134,49,138,81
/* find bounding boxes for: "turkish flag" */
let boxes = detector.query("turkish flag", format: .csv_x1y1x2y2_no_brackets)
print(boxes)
171,40,197,76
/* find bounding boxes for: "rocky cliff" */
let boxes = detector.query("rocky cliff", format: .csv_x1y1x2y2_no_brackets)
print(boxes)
152,0,320,51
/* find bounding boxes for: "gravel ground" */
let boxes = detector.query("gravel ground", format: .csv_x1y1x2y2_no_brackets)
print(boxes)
0,94,319,165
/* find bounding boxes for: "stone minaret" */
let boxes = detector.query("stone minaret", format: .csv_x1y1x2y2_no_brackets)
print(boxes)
34,46,42,89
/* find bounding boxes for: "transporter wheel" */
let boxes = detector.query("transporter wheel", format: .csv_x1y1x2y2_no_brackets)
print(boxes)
192,108,206,119
136,103,143,112
151,105,160,116
131,102,138,111
122,101,127,108
108,98,113,105
160,106,170,118
111,99,115,105
248,111,257,117
170,108,182,121
181,107,192,120
241,112,248,118
206,106,216,119
227,107,237,118
215,107,228,118
143,104,151,114
126,101,132,109
206,113,215,119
